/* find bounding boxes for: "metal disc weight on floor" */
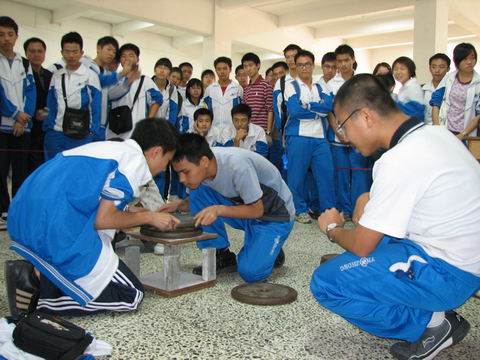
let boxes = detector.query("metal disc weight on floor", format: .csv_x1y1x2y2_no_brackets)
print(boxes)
231,283,297,305
140,225,202,239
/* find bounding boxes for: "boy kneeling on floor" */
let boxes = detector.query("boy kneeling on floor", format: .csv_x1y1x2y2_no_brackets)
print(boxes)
167,133,295,282
6,118,180,316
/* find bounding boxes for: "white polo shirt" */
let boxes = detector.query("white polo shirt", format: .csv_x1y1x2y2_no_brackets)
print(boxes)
360,125,480,276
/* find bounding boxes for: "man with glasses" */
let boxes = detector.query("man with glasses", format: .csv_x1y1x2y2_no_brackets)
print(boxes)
283,50,336,224
312,74,480,360
318,52,337,90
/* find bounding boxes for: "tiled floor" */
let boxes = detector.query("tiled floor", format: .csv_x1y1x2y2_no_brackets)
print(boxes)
0,223,478,360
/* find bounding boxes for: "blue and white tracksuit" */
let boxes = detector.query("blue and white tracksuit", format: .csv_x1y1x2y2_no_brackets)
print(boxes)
155,80,179,126
43,64,101,160
203,81,243,135
223,123,269,157
83,58,130,141
8,140,150,309
107,76,162,140
430,70,480,135
396,78,426,121
0,53,36,133
177,98,204,134
284,79,336,215
327,74,372,216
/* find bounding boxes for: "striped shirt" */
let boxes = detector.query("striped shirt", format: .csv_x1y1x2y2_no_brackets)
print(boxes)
243,75,273,130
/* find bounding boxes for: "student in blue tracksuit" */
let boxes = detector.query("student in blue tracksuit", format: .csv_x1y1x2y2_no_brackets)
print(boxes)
177,78,204,134
312,74,480,360
170,134,294,281
190,108,220,147
392,56,425,121
43,32,101,160
223,103,268,157
0,16,36,222
328,45,372,219
284,50,336,224
153,57,179,125
6,118,180,317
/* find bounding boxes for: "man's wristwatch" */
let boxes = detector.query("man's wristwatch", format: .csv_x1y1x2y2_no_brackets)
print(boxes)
266,130,272,136
326,223,341,243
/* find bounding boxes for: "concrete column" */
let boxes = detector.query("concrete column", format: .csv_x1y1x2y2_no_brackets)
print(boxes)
202,1,232,69
413,0,449,83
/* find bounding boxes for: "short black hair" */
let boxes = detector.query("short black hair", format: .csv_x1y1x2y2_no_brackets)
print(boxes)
97,36,118,50
321,52,336,65
61,32,83,50
179,62,193,70
0,16,18,35
155,57,172,70
231,103,252,120
334,74,398,117
271,61,288,72
265,67,273,76
235,64,244,75
372,62,392,75
392,56,416,78
241,52,260,66
335,44,355,58
23,37,46,52
193,108,213,122
201,69,215,79
186,78,204,103
214,56,232,69
172,133,214,165
429,53,451,67
375,73,395,92
295,49,315,64
283,44,302,55
171,67,183,79
453,43,477,69
131,118,178,152
119,43,140,58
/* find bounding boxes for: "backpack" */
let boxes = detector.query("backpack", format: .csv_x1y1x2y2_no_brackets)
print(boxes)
13,312,93,360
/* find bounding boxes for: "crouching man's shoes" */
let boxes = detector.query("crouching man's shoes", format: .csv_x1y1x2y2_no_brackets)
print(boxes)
273,249,285,268
5,260,40,318
390,311,470,360
192,248,237,275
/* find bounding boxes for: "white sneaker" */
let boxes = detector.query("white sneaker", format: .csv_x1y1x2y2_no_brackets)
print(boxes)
295,212,312,224
154,243,164,255
0,217,6,231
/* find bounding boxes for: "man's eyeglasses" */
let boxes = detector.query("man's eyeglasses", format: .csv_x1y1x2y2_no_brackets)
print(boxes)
296,62,313,69
336,108,361,136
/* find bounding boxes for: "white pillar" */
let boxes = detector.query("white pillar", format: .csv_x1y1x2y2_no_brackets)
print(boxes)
202,1,232,69
413,0,449,84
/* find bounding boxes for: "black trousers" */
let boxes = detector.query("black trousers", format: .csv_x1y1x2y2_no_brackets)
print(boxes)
36,260,145,316
28,120,45,174
0,131,31,214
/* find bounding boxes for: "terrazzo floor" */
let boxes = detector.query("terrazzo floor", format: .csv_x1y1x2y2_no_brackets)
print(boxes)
0,222,479,360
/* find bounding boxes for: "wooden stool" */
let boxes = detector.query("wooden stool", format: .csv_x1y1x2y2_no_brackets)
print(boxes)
465,136,480,161
125,229,217,297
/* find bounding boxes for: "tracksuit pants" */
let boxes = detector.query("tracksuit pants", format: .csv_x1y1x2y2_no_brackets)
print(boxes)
44,130,92,161
310,236,480,342
189,185,294,283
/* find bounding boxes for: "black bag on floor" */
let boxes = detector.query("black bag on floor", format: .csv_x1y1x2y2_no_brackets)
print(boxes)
61,74,91,139
108,75,145,135
12,311,93,360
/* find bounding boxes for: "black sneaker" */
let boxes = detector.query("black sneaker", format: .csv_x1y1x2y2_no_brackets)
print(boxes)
5,260,40,318
274,249,285,268
390,311,470,360
308,210,320,220
192,248,237,275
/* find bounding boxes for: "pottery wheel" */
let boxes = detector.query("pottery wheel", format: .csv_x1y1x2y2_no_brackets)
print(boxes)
140,213,202,239
231,283,297,306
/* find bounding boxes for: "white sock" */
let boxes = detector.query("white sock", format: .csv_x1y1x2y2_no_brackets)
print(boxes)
427,311,445,328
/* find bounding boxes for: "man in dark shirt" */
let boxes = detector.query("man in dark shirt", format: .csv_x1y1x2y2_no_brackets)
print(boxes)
24,37,52,172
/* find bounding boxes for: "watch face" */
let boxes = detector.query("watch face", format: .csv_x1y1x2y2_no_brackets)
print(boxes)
327,223,337,231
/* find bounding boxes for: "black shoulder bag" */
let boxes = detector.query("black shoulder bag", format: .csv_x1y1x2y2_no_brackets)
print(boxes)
13,311,93,360
61,74,91,139
108,75,145,135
